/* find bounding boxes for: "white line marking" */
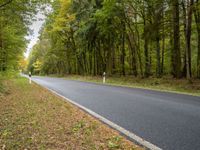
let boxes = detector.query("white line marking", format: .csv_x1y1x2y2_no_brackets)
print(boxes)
30,77,162,150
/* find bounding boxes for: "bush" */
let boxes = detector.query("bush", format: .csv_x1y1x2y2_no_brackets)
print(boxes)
0,70,20,79
0,70,19,94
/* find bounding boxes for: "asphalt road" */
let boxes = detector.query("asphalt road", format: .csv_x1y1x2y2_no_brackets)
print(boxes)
32,76,200,150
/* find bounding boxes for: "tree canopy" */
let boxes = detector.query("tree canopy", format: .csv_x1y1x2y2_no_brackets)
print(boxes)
0,0,49,73
3,0,200,79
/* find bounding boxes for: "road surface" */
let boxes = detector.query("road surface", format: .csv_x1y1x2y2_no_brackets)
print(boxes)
32,76,200,150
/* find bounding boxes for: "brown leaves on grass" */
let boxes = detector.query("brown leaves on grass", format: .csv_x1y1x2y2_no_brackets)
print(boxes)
0,78,142,150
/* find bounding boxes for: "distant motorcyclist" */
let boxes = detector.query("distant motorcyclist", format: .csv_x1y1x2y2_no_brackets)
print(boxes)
29,72,31,78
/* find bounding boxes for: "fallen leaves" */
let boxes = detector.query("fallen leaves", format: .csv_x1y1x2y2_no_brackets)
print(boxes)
0,78,142,150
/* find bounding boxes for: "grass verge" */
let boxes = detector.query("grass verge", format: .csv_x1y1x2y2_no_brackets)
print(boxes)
56,75,200,97
0,77,142,150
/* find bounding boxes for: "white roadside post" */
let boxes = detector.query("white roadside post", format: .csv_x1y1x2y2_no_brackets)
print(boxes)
29,72,32,84
103,72,106,84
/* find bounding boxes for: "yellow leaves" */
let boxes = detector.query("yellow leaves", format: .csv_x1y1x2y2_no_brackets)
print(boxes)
67,13,76,22
59,0,71,13
58,0,74,22
51,0,75,33
33,59,42,72
19,59,27,71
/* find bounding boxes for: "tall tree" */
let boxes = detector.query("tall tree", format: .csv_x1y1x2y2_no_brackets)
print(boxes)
172,0,182,78
27,0,200,80
182,0,194,79
194,0,200,78
0,0,49,73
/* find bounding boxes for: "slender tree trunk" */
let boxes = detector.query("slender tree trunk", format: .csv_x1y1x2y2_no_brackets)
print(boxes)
93,44,97,76
89,52,92,75
137,38,144,77
194,0,200,78
161,10,165,74
197,32,200,78
71,28,83,74
182,1,187,77
112,42,116,74
156,36,161,77
121,21,126,76
127,33,137,76
135,20,143,77
185,0,194,79
172,0,182,78
125,16,138,76
161,30,165,74
106,35,112,75
83,47,87,74
144,19,150,77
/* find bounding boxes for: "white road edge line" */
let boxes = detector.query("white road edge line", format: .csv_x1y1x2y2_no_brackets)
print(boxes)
30,77,162,150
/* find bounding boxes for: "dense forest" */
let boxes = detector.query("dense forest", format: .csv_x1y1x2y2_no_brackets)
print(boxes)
0,0,47,76
27,0,200,79
1,0,200,79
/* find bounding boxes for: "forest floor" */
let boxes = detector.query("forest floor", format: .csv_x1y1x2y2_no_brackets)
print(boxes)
56,75,200,97
0,77,142,150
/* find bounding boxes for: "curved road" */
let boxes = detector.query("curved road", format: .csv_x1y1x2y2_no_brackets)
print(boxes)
32,76,200,150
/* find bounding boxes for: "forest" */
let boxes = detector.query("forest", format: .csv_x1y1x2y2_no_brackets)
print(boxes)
0,0,48,77
1,0,200,79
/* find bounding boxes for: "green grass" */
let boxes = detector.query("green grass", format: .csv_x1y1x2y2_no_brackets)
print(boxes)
0,77,141,150
58,75,200,96
0,70,20,95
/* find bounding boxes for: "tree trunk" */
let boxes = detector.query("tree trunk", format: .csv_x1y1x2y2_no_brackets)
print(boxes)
185,0,194,79
127,33,137,76
156,36,161,77
161,10,165,74
194,0,200,78
121,21,126,76
124,15,139,77
144,19,150,77
106,35,112,75
182,1,187,77
172,0,182,78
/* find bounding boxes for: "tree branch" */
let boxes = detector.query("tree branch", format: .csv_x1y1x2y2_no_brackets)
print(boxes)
0,0,13,8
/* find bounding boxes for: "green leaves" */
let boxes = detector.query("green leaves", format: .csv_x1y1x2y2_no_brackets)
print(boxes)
0,0,50,73
27,0,200,78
